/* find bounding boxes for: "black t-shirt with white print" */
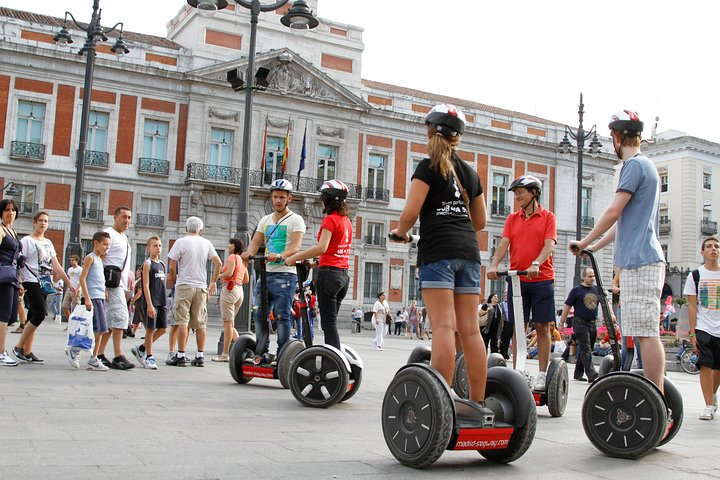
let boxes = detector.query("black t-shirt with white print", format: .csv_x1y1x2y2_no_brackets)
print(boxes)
412,152,483,265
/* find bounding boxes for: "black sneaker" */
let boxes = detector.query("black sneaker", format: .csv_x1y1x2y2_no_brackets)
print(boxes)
191,356,205,367
167,355,188,367
97,354,112,368
25,352,45,364
110,355,135,370
12,347,30,363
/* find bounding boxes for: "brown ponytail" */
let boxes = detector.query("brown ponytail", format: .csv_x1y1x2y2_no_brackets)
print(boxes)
426,125,460,179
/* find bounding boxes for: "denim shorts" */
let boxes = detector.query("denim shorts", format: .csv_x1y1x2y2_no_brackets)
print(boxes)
418,259,481,294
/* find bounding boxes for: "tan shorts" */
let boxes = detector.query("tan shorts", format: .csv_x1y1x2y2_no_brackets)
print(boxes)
619,261,664,337
173,285,208,329
219,286,244,323
61,290,79,311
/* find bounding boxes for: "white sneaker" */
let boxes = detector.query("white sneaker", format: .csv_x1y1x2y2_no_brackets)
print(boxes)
144,356,158,370
65,346,81,369
87,356,109,371
0,351,18,367
534,372,547,391
713,394,718,413
166,352,176,365
131,344,146,366
700,406,714,420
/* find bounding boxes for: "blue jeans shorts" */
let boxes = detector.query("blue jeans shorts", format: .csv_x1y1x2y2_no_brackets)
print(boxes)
419,259,481,294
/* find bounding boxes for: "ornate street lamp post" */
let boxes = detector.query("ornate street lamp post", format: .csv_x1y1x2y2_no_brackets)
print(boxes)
187,0,319,331
558,93,603,285
54,0,129,264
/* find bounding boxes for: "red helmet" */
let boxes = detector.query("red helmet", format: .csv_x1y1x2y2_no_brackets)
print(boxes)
320,179,349,199
425,104,466,137
608,110,643,136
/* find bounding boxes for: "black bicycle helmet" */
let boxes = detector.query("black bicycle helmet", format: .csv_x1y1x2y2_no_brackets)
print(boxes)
508,175,542,194
425,104,466,137
608,110,643,137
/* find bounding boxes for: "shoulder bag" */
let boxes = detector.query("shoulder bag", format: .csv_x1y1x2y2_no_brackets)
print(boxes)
104,237,129,288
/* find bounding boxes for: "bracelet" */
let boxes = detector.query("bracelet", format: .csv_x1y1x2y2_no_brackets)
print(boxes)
689,333,696,337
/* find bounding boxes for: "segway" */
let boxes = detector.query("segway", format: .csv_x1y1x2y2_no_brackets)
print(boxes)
453,271,569,417
577,248,683,459
286,290,364,408
229,255,307,388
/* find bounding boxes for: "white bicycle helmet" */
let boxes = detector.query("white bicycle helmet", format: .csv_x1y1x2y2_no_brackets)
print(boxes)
269,178,293,193
425,104,466,137
320,179,349,199
608,110,643,137
508,175,542,194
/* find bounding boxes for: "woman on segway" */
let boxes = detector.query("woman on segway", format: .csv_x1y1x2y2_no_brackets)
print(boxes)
389,104,489,405
284,180,352,349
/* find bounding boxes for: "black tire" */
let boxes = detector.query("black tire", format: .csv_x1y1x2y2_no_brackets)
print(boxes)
407,345,431,365
229,335,256,384
487,353,507,368
680,349,700,375
453,352,469,399
289,346,349,408
582,373,667,459
382,365,453,468
657,377,684,447
546,360,568,417
480,368,537,463
599,355,615,377
277,340,304,389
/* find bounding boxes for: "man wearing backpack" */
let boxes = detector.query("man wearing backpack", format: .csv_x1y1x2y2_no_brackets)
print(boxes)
684,236,720,420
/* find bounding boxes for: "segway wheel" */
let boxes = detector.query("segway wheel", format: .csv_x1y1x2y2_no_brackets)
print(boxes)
546,360,568,417
277,340,304,389
680,349,700,375
480,368,537,463
381,365,453,468
487,352,507,368
582,373,668,459
340,344,363,403
657,377,684,447
452,352,469,399
289,346,349,408
598,355,615,377
229,335,256,384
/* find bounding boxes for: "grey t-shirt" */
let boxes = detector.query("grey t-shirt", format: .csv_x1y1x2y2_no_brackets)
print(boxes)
614,153,664,269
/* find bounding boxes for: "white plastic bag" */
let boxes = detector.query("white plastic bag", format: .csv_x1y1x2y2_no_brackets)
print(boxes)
553,340,566,355
67,305,95,352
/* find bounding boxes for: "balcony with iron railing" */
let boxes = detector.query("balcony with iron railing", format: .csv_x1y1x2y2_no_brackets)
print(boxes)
659,218,671,235
84,150,109,169
701,219,718,235
184,163,362,199
135,214,165,227
364,235,386,248
81,208,104,223
365,187,390,202
10,141,46,162
581,216,595,228
138,157,170,176
490,203,511,216
16,202,38,217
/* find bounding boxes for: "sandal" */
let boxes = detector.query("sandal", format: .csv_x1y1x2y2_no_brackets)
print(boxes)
12,325,24,334
212,354,229,362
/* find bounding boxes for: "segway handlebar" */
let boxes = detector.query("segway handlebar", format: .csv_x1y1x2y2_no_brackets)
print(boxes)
388,232,419,244
496,270,529,277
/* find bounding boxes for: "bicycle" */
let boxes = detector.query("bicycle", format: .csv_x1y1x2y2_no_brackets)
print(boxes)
675,339,700,375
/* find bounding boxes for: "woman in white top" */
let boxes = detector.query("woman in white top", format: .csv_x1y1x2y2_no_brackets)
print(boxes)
372,292,390,351
14,211,73,364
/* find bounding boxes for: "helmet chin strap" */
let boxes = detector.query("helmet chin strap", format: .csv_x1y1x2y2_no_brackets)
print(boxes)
521,195,537,216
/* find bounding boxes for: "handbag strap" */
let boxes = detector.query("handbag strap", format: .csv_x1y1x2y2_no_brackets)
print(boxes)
449,152,471,209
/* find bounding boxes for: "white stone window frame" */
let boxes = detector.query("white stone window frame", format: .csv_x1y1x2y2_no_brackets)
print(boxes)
11,95,52,147
138,111,177,165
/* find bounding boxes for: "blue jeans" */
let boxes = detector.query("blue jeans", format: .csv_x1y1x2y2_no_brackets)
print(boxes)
255,272,297,355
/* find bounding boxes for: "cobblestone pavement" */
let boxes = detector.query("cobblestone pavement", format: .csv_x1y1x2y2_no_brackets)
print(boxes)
1,321,718,479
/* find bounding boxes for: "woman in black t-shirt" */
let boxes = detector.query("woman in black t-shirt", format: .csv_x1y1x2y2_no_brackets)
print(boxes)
390,104,489,405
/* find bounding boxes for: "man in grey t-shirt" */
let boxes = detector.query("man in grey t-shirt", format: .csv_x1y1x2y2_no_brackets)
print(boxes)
570,110,665,394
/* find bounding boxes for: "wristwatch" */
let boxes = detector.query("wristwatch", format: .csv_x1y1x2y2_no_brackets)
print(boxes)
531,260,540,267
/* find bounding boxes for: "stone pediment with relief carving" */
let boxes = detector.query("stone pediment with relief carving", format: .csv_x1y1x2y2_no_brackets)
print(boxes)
189,48,369,111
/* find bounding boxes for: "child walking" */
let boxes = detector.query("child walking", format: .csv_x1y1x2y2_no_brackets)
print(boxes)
131,235,167,369
70,231,111,370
